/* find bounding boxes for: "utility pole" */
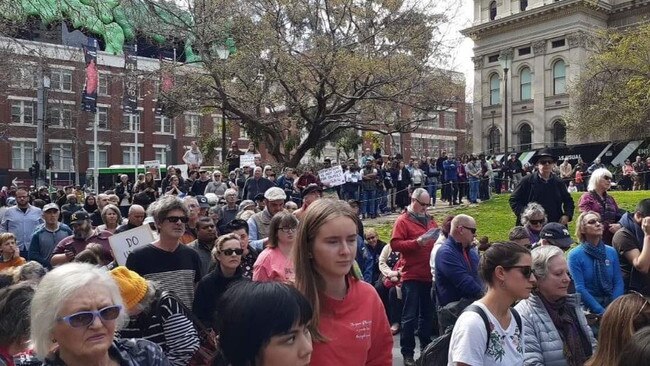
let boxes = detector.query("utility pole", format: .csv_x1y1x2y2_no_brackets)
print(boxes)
36,65,50,187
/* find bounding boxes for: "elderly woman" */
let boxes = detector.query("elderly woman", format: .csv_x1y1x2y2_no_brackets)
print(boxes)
0,283,35,364
515,246,596,366
568,211,624,318
97,204,122,233
521,202,548,246
30,263,169,365
578,168,623,245
110,266,199,366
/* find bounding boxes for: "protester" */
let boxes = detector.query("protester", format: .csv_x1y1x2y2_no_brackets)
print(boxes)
617,326,650,366
115,174,133,218
242,167,275,201
578,168,623,245
521,202,548,245
0,283,35,365
179,196,200,245
253,212,298,282
515,245,596,366
294,199,392,365
50,211,113,267
31,263,169,365
361,227,386,284
448,242,535,365
534,222,575,251
188,217,218,276
60,194,83,226
83,194,98,214
292,183,322,221
248,187,286,251
377,241,403,335
182,141,204,172
205,171,228,197
613,198,650,294
114,205,146,234
0,188,43,259
393,160,412,211
97,204,123,234
0,233,25,272
89,194,111,227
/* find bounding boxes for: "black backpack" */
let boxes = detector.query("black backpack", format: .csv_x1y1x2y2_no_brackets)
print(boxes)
417,304,522,366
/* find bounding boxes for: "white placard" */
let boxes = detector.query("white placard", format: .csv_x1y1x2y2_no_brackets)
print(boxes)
318,165,345,187
240,154,261,168
144,160,161,180
108,225,155,266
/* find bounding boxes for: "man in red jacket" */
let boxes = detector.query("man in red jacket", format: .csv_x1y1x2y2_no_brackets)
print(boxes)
390,188,438,366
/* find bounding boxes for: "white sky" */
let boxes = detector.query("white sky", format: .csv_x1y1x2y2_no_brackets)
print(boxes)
442,0,475,102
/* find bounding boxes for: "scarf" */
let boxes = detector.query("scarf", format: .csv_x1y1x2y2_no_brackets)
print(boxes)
619,212,645,248
537,292,592,366
581,241,612,295
407,207,429,227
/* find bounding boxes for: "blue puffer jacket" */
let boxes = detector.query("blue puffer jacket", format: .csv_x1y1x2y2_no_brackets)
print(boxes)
514,293,596,366
44,339,170,366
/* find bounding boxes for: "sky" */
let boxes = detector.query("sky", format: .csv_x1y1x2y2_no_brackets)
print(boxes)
444,0,476,102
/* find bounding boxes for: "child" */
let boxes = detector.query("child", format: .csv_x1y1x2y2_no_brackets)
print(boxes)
0,233,26,271
568,180,578,193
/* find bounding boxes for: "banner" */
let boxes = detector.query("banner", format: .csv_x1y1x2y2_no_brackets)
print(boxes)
81,39,98,113
123,45,138,114
318,165,345,187
108,225,155,266
144,160,161,180
156,50,175,117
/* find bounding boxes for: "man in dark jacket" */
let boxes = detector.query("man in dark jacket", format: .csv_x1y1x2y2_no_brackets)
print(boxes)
509,149,575,226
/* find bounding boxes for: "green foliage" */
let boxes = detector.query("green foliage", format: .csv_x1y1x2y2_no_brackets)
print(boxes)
568,25,650,140
198,132,221,166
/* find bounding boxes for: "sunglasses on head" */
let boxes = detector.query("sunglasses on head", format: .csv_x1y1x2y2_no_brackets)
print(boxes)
164,216,189,223
221,248,244,256
586,219,601,225
503,265,534,278
57,305,122,328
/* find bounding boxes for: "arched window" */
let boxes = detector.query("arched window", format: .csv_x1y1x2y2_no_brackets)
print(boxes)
553,60,566,95
490,74,500,105
520,0,528,11
552,120,567,147
489,1,497,20
519,123,532,151
488,127,501,154
520,67,532,100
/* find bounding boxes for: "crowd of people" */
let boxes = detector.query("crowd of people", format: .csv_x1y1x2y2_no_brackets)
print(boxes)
0,145,649,366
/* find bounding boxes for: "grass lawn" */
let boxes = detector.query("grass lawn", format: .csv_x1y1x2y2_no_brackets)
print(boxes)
369,191,649,243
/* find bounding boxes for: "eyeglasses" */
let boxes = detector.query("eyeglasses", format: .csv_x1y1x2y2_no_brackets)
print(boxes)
366,236,377,240
503,265,534,278
280,227,297,233
164,216,189,223
461,226,477,234
221,248,244,256
416,199,431,207
586,219,601,225
538,159,554,165
57,305,122,328
528,219,545,225
603,176,612,181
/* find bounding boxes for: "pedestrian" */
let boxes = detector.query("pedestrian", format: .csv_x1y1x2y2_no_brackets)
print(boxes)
0,188,43,259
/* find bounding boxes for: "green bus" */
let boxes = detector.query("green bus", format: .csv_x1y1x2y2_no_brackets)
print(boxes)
86,165,168,192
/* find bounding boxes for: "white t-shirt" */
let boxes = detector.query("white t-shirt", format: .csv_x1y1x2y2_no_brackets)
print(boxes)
448,301,524,366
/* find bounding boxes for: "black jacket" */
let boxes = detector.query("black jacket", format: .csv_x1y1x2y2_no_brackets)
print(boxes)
192,265,248,330
509,172,575,225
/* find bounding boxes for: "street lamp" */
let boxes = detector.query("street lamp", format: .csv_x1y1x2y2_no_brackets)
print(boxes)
498,50,512,155
214,45,230,164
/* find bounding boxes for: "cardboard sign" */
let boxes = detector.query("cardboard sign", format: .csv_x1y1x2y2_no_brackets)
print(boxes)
144,160,161,180
108,225,155,266
318,165,345,187
240,154,261,168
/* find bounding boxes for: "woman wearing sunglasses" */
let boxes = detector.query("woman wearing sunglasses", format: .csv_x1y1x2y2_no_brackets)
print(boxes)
448,242,536,366
521,202,548,246
193,233,249,330
253,212,298,283
578,168,623,245
568,211,624,322
515,245,596,366
30,263,170,365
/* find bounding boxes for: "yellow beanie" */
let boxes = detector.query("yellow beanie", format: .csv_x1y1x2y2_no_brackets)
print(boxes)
110,266,148,311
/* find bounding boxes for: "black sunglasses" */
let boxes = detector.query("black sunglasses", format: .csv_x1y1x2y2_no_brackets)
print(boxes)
538,159,554,165
461,225,477,234
416,199,431,207
164,216,189,223
221,248,244,256
528,219,544,225
57,305,122,328
503,265,534,278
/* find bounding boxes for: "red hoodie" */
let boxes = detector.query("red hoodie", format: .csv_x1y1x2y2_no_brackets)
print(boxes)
310,277,393,366
390,211,438,282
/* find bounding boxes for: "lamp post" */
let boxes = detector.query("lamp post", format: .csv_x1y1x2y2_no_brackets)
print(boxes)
214,45,230,164
498,50,512,155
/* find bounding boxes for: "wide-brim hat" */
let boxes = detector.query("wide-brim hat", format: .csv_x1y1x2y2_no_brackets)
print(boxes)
530,148,558,165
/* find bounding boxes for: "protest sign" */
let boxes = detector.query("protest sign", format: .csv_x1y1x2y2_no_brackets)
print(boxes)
240,154,261,168
108,225,155,266
144,160,161,180
318,165,345,187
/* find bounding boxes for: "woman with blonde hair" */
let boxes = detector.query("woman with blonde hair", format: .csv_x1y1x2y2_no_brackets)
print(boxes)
293,199,392,365
97,204,122,233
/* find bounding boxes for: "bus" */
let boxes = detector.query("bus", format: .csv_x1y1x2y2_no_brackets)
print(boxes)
86,165,168,192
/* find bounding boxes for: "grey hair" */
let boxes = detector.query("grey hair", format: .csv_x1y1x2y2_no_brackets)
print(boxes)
508,226,529,241
450,214,474,232
16,261,46,283
411,187,428,200
147,195,189,226
521,202,547,226
587,168,612,192
101,204,122,225
30,263,127,358
224,188,238,197
133,280,158,314
531,245,564,280
128,204,145,215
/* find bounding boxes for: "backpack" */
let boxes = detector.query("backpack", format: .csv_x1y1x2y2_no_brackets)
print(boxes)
417,304,522,366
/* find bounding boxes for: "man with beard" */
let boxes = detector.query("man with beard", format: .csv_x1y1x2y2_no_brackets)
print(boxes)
188,217,218,276
89,193,110,227
50,210,113,266
60,194,83,226
1,188,44,259
247,187,286,252
28,203,72,269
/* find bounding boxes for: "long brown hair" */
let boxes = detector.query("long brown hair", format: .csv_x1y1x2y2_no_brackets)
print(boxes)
293,199,360,341
585,293,650,366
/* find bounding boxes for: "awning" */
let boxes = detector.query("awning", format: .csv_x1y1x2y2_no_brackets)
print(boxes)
519,151,537,165
610,140,644,166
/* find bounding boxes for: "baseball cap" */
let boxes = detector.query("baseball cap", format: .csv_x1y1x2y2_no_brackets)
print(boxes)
195,195,210,208
70,210,90,224
43,203,60,212
540,222,573,249
302,183,323,198
264,187,286,201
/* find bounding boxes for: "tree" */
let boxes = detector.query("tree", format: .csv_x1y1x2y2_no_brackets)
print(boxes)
132,0,462,166
568,24,650,140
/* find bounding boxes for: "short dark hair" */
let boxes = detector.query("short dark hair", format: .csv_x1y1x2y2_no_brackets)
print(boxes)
479,241,531,285
637,199,650,217
224,219,249,235
0,283,35,347
216,281,313,366
196,217,215,229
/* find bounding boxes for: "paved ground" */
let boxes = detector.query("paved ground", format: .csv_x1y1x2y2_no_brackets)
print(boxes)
362,198,473,227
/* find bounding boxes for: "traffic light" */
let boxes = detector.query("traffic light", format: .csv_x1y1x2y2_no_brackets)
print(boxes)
45,153,52,169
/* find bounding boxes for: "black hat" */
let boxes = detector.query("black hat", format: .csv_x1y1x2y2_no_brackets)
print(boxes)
195,195,210,208
302,183,323,198
530,148,558,165
540,222,573,249
70,210,90,224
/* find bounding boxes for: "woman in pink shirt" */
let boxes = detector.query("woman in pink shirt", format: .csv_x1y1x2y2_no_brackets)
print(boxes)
294,199,393,366
253,211,298,282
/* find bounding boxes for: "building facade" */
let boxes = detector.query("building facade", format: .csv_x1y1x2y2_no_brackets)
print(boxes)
462,0,650,155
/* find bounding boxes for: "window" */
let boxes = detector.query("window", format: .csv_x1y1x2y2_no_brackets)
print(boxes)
489,1,497,20
122,146,143,165
10,66,38,88
240,127,249,139
48,104,73,128
518,47,531,56
88,146,108,168
391,133,401,156
552,120,567,147
411,138,423,156
11,101,35,124
51,144,73,171
520,0,528,11
51,69,73,92
90,107,109,129
11,142,35,170
155,147,168,165
98,74,110,96
122,112,141,131
519,123,532,150
184,114,199,137
520,67,532,100
155,115,173,134
551,39,566,48
420,112,438,128
488,54,499,63
444,112,456,128
488,128,501,154
489,74,501,105
553,60,566,95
